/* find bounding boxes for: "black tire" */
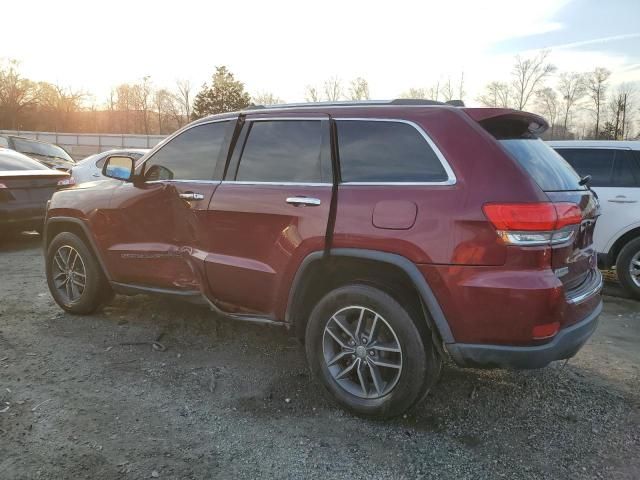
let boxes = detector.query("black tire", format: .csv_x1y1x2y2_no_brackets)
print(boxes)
46,232,112,314
305,284,441,418
616,237,640,300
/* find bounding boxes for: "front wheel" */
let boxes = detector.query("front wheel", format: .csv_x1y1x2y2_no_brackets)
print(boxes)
305,284,441,418
616,237,640,300
46,232,112,314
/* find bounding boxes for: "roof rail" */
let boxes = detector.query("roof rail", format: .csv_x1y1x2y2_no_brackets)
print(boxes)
247,99,461,110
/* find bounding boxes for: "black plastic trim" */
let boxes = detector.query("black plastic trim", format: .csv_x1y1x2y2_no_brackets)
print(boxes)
44,216,112,281
447,300,602,369
285,248,455,343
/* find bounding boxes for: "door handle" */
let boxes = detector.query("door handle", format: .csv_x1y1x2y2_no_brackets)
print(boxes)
179,192,205,200
286,196,321,206
607,199,637,204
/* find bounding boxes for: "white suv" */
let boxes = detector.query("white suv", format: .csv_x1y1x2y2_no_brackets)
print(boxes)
549,140,640,298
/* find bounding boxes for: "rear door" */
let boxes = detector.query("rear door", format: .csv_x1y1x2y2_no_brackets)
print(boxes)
205,114,333,317
556,147,640,254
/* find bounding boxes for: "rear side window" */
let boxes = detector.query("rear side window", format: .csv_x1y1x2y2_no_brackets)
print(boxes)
500,139,583,191
336,120,448,183
555,148,615,187
557,148,640,188
0,136,8,148
234,120,325,183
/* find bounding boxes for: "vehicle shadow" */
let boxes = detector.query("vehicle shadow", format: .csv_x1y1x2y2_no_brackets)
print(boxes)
0,230,42,252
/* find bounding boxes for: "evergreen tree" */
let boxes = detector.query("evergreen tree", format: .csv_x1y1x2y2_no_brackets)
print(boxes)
192,66,251,119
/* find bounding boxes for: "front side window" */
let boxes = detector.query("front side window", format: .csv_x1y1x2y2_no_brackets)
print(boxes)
142,122,230,181
336,120,448,183
234,120,325,183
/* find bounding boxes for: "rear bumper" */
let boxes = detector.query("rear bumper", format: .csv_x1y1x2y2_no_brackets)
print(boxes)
447,300,602,369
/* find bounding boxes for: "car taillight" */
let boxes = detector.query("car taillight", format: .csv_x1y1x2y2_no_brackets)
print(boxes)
0,182,6,189
483,202,582,246
57,177,76,187
532,321,560,340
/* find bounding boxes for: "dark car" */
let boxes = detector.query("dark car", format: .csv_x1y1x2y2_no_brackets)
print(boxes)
0,134,75,171
43,100,602,418
0,149,71,235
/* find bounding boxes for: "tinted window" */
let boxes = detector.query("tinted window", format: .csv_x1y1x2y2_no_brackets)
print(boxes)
555,148,614,187
336,120,447,183
235,120,324,182
143,122,230,181
612,150,640,188
500,139,584,191
0,151,49,170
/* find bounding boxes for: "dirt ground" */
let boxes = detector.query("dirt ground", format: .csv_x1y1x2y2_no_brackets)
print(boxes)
0,232,638,480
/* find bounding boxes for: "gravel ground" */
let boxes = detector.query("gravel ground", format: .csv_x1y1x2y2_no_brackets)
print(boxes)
0,232,639,480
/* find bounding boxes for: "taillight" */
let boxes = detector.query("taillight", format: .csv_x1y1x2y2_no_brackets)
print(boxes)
0,182,6,189
532,321,560,340
57,177,76,187
483,202,582,246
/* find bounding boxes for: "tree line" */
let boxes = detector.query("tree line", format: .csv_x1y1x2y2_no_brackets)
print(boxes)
0,55,637,139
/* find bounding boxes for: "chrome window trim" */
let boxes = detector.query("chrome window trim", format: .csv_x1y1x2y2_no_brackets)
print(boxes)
136,117,237,174
552,146,632,151
221,180,332,187
334,118,457,186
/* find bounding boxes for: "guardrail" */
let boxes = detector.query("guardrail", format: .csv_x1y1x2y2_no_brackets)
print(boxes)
0,130,166,160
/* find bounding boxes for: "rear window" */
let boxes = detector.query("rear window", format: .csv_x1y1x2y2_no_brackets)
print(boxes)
336,120,448,183
0,151,49,170
500,139,584,191
11,137,73,162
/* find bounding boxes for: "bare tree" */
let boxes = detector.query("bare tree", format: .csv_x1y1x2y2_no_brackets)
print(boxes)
132,76,152,135
176,79,192,124
348,77,370,100
586,67,611,138
427,81,440,101
304,85,321,102
0,59,38,129
558,72,586,136
511,50,556,110
536,87,560,138
399,87,429,99
441,77,454,102
608,83,636,140
252,91,284,106
323,76,343,102
478,81,511,107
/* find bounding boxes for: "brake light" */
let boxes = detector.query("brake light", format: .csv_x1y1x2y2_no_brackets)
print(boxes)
483,202,582,246
57,177,76,187
0,182,6,189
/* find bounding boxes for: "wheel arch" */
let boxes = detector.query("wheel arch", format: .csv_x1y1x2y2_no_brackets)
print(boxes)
44,217,111,281
285,248,454,345
606,225,640,268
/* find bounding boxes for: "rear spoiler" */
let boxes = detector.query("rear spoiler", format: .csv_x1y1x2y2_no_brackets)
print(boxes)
462,108,549,138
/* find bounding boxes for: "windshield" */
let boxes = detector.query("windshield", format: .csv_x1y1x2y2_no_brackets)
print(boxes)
500,138,585,192
11,137,74,163
0,151,49,170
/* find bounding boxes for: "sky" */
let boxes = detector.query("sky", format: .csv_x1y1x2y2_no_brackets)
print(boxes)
1,0,639,106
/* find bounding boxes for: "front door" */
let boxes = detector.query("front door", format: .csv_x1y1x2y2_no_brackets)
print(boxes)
102,119,236,291
204,114,333,318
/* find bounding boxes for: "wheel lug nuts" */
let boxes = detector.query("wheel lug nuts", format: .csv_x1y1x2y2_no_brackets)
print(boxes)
361,337,367,344
369,350,375,356
351,354,355,359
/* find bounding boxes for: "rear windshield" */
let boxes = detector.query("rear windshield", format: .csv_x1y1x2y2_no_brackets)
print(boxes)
500,138,585,191
0,151,49,170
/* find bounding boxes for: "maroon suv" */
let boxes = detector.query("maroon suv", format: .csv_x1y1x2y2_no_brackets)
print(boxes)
43,100,603,418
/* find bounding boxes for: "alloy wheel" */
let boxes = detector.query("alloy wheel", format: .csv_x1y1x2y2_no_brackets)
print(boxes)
52,245,87,304
630,251,640,288
322,305,403,399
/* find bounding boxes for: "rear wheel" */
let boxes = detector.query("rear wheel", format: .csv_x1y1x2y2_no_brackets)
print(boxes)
305,284,441,418
616,237,640,300
46,232,112,314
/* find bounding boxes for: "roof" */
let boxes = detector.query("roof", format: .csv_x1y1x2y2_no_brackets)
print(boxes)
547,140,640,149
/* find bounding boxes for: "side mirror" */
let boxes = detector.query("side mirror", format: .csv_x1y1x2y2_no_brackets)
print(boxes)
103,155,135,181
